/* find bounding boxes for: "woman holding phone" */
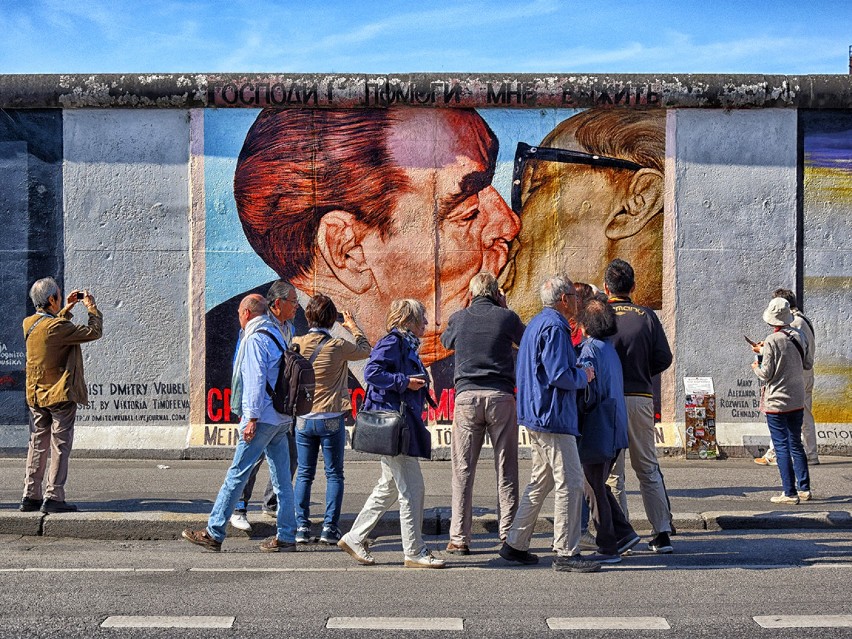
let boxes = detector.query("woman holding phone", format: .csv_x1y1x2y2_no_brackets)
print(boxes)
338,299,445,569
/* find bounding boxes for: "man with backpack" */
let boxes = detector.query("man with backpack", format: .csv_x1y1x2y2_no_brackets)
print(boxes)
183,294,298,552
230,280,300,530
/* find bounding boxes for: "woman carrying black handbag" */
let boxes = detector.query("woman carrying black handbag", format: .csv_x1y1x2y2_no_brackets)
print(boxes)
576,298,641,564
338,299,445,569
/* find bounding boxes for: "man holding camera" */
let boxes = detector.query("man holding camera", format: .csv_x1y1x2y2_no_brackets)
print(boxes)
20,277,103,514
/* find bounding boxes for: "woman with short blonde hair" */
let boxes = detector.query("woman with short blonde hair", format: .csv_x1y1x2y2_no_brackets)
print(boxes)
338,298,444,569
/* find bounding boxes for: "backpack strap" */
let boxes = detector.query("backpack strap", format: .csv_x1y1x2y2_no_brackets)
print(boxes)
257,328,285,401
307,334,332,366
798,312,815,336
781,328,805,365
25,315,49,341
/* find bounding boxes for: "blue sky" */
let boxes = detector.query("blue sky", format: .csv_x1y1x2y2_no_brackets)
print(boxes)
1,0,850,74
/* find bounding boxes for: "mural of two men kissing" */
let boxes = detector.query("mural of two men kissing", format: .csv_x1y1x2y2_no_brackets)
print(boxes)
203,107,665,434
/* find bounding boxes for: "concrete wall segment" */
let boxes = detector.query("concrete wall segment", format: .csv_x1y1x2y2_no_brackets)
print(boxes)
63,109,192,445
668,109,799,448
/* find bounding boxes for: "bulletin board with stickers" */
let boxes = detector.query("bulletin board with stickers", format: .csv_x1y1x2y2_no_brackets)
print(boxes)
684,377,719,460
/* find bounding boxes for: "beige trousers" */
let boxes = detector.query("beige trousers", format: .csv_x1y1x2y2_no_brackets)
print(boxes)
449,389,519,545
348,454,426,559
607,395,672,534
23,401,77,502
506,430,583,557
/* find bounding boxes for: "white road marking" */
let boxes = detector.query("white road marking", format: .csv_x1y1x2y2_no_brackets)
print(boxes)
547,617,670,630
327,617,464,630
754,615,852,628
0,568,175,572
101,616,234,628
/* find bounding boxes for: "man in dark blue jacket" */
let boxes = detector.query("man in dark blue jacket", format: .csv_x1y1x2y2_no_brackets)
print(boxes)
441,273,525,555
499,275,601,573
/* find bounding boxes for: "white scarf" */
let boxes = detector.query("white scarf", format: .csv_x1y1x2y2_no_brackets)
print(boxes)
230,314,282,417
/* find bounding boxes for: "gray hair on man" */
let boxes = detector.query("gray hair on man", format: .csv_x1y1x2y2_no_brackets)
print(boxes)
469,272,500,300
540,275,575,307
266,280,295,304
29,277,60,310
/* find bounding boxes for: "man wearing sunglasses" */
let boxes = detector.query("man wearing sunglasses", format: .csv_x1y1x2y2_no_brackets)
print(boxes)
500,109,665,321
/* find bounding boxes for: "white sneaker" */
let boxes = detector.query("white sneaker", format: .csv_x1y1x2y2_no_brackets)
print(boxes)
798,490,812,501
229,513,251,531
770,493,800,505
337,534,375,566
404,548,446,569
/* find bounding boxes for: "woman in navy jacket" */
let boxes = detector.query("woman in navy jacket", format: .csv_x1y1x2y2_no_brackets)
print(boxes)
338,299,445,569
577,298,640,563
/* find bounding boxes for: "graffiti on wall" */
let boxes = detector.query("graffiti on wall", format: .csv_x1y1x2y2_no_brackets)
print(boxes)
801,111,852,434
0,111,63,436
200,107,667,446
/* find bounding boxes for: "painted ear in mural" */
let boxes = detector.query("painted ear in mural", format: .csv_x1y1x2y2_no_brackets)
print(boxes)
604,168,664,241
316,210,373,294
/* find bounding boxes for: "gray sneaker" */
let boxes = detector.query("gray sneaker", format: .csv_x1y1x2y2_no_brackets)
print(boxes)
553,555,602,573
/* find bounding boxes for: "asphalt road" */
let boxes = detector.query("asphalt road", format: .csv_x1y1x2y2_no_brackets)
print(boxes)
1,530,850,638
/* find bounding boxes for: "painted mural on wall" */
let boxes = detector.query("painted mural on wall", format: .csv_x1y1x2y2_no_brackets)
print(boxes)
201,107,667,447
0,111,63,444
801,111,852,438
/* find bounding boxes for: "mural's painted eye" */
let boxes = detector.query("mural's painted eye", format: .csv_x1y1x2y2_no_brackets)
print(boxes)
458,208,481,223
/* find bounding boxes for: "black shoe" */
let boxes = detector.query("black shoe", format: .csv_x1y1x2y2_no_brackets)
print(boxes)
20,497,41,512
648,532,673,554
553,554,603,573
499,542,539,565
616,533,642,555
41,499,78,514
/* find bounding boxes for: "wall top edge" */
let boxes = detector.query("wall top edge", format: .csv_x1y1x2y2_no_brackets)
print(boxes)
1,73,851,109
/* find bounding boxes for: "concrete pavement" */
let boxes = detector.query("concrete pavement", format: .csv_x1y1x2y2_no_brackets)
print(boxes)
2,455,851,540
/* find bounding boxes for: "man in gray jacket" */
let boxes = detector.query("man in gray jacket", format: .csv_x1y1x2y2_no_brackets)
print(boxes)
440,273,525,555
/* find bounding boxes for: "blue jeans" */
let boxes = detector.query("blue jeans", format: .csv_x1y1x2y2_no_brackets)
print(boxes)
294,414,346,530
207,420,296,543
766,410,810,497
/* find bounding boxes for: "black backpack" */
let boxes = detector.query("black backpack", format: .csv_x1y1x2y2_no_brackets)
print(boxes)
257,330,326,417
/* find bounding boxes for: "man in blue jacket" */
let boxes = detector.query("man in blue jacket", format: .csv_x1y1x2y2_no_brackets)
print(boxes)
182,294,297,552
499,275,601,573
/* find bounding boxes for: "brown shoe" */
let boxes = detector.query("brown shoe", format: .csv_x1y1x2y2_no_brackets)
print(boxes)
445,542,470,555
181,528,221,552
259,536,297,553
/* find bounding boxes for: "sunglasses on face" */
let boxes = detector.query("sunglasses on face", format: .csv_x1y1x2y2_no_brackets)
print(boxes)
511,142,646,215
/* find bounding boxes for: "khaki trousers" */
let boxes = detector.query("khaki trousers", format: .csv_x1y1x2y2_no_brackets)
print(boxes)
449,389,519,545
607,395,672,534
506,430,583,557
24,401,77,502
348,454,426,559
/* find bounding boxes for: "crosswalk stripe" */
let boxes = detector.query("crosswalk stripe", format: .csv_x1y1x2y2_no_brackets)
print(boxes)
101,616,235,628
754,615,852,628
547,617,670,630
327,617,464,630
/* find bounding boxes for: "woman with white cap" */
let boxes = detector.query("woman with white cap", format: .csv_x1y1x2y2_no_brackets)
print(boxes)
751,297,811,504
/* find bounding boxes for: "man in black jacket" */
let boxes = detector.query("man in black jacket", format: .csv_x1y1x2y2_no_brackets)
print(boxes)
604,259,675,554
440,273,525,554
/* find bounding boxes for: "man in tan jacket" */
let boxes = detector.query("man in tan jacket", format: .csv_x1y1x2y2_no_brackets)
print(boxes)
21,277,103,514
